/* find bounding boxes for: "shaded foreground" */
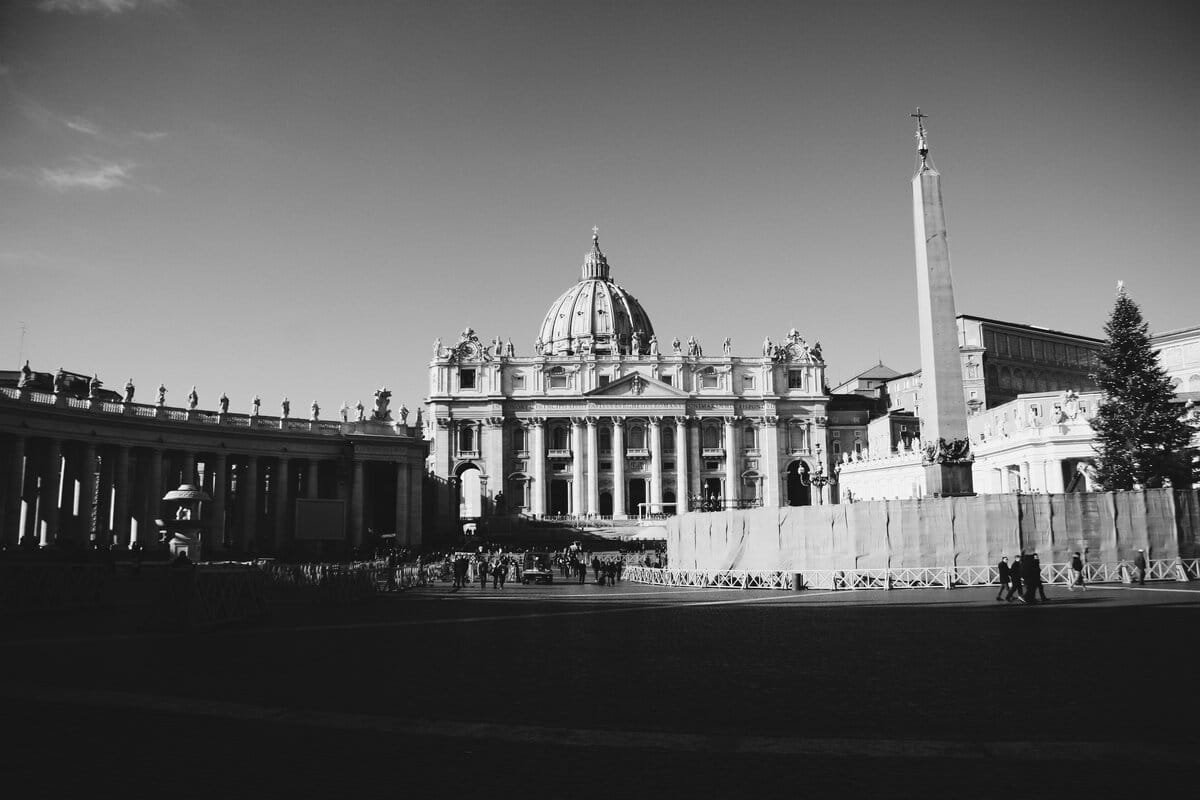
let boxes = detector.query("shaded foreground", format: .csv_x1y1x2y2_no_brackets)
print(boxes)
3,580,1198,797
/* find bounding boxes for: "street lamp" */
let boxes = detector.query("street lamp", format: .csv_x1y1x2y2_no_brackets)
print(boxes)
808,443,835,505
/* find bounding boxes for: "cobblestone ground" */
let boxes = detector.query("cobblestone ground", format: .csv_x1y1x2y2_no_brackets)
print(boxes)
3,579,1198,797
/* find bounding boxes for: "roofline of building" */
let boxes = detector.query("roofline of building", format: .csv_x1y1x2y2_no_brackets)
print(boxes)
958,314,1105,344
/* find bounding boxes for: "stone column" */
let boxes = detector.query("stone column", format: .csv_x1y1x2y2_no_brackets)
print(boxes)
98,448,116,544
648,417,663,513
395,462,410,544
239,455,258,552
350,458,365,549
273,455,291,552
999,467,1010,494
570,419,584,515
78,441,99,545
485,417,505,512
40,438,63,545
407,462,423,548
307,459,320,498
761,416,780,508
688,419,702,500
209,452,227,554
529,418,547,517
674,417,689,515
612,419,626,519
2,436,25,548
1019,462,1031,494
181,452,196,486
1044,460,1066,494
723,418,739,509
585,417,599,516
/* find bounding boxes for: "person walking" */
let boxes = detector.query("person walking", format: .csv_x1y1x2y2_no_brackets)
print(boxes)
1006,553,1024,602
478,557,489,589
1134,549,1147,585
1019,553,1040,603
1031,553,1048,601
996,556,1011,601
1070,551,1086,591
592,556,602,584
492,556,507,589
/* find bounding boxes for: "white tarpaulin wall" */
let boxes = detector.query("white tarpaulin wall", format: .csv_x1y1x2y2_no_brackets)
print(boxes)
667,489,1200,571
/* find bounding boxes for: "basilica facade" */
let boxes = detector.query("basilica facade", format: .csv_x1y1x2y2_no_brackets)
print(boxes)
426,232,838,520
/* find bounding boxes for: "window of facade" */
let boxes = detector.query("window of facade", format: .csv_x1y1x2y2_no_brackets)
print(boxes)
629,425,646,449
458,425,476,453
548,368,568,389
743,374,756,390
511,374,525,390
788,370,805,389
700,368,719,389
744,426,757,450
512,427,527,453
459,368,476,390
551,426,568,450
702,425,721,449
661,374,672,386
662,426,675,451
789,424,805,452
599,375,611,387
832,440,841,454
599,426,612,453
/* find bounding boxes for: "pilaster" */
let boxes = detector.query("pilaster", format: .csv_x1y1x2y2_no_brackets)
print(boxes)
612,418,626,518
648,417,663,513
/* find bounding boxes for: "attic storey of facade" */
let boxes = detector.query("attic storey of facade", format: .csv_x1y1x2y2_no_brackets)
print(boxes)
427,232,838,521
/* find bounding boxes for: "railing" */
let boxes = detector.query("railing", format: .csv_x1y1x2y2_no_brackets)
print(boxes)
625,447,649,458
624,558,1200,591
701,447,725,458
547,448,572,459
686,497,763,512
1,388,411,438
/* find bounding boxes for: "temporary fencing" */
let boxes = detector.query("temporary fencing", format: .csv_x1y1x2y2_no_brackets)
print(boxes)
625,557,1198,591
144,565,266,630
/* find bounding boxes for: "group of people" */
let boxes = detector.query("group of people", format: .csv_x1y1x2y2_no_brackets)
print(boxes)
449,553,514,590
995,551,1089,603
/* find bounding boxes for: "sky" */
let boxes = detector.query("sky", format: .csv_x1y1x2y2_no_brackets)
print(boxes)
2,0,1198,416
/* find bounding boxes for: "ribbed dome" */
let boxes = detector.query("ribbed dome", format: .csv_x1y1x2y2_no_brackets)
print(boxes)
536,232,655,356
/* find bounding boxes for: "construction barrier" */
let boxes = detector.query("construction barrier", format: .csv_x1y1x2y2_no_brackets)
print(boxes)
624,557,1200,591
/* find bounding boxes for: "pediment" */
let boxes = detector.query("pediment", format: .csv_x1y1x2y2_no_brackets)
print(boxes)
585,373,689,398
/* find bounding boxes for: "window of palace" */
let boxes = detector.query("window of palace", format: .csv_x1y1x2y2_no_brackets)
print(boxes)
629,424,646,449
512,427,527,453
743,426,757,449
699,368,719,389
854,437,862,456
599,375,611,386
551,426,569,450
702,424,721,449
788,370,805,389
704,460,720,471
548,368,568,389
662,426,675,451
599,426,612,453
511,374,525,390
459,368,476,390
661,374,672,386
789,424,805,452
459,425,476,453
743,373,756,390
832,440,841,455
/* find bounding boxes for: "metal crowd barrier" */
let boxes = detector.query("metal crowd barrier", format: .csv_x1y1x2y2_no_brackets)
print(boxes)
624,558,1199,591
144,565,266,630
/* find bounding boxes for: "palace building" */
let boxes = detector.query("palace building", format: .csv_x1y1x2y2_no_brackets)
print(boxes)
426,231,843,523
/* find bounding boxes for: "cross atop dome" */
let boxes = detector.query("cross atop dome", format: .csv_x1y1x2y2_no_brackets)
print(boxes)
592,225,599,240
582,226,609,280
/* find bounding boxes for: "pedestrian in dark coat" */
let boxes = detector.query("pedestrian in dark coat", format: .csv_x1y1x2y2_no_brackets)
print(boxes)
1069,552,1086,591
592,556,602,584
492,557,507,589
1020,553,1040,603
478,558,489,589
996,557,1011,601
1031,553,1048,601
1007,553,1024,602
1134,549,1147,585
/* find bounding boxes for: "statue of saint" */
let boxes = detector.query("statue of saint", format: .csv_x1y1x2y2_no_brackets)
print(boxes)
311,400,320,421
156,383,167,406
373,387,392,421
219,393,229,413
648,335,658,356
355,400,365,422
787,327,800,343
534,337,544,356
251,395,261,416
88,374,101,399
433,338,442,357
687,336,701,357
762,336,773,357
339,402,349,422
399,404,410,424
492,336,503,357
630,330,641,356
123,378,135,403
281,396,290,418
722,337,732,356
504,339,515,357
18,361,32,388
672,337,682,356
54,369,68,394
187,386,198,410
415,408,424,430
811,341,823,361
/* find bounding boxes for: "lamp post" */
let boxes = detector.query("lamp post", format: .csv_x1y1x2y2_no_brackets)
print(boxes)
808,443,835,505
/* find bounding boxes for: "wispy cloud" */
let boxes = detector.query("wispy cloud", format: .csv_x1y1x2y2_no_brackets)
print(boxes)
37,0,178,13
39,158,136,191
65,117,102,137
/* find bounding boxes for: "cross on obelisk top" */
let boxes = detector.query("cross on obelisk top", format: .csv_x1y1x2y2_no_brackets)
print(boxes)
911,107,929,163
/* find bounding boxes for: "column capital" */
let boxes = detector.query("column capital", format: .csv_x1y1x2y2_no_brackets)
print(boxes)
569,416,586,427
527,416,546,427
585,416,600,427
760,415,780,426
647,416,663,426
484,416,506,428
673,415,692,427
609,416,625,428
723,415,740,426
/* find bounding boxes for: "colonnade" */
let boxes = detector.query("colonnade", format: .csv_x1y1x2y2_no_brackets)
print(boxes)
0,432,418,554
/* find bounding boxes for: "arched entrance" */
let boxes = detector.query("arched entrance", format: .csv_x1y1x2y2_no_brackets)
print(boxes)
456,463,483,518
549,480,569,515
786,460,811,506
627,478,647,516
599,491,613,516
662,490,676,515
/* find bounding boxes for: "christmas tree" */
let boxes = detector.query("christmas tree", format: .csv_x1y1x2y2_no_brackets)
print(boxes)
1090,283,1195,489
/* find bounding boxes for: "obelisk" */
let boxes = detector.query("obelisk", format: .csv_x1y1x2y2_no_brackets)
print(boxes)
911,109,973,496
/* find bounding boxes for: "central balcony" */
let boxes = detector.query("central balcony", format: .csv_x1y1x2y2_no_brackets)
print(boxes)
702,447,725,458
625,447,649,458
547,448,573,459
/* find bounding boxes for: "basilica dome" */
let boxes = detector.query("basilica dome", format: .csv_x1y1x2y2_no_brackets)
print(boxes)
536,232,655,356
